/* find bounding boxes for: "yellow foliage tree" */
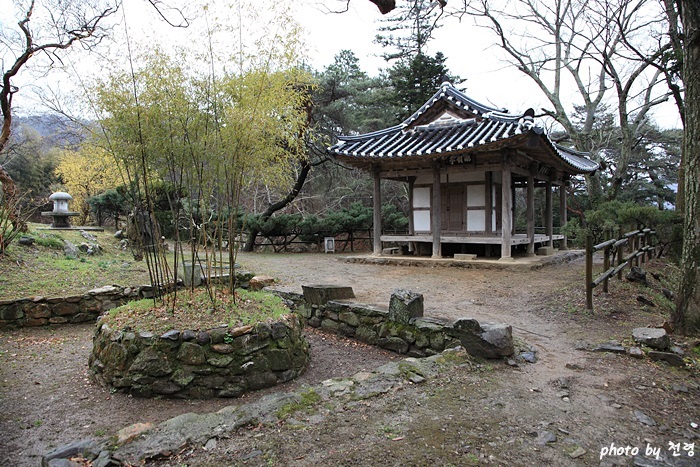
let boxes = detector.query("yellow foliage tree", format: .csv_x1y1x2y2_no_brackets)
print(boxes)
55,144,122,225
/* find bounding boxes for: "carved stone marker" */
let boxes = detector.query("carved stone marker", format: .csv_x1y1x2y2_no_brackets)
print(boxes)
388,289,424,324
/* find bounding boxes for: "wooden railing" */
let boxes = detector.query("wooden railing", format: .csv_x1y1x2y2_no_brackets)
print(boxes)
585,228,656,310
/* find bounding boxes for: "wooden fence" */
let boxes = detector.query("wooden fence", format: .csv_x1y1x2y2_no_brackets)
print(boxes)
585,228,656,310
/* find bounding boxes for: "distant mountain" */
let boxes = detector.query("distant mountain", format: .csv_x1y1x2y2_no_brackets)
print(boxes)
13,114,89,150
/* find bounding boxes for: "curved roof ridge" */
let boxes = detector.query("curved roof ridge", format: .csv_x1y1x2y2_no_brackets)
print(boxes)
338,124,404,142
402,82,510,126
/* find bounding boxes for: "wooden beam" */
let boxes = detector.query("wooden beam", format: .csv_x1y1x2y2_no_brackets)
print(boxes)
373,167,382,255
431,162,442,258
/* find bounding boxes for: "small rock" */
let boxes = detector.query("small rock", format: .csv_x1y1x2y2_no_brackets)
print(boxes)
408,374,426,384
626,266,647,285
662,288,675,301
632,327,670,351
114,229,124,238
569,446,586,458
628,347,644,359
611,403,622,409
670,345,685,356
18,236,35,246
160,330,181,341
521,351,537,363
506,359,518,367
249,275,275,291
535,430,557,445
565,363,584,370
672,384,689,393
117,422,153,444
634,410,657,426
204,438,217,450
63,240,79,258
648,350,685,367
241,449,263,460
591,342,626,354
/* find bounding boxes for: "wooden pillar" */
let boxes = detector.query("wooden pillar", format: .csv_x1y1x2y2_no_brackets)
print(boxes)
485,171,493,235
373,167,382,255
526,175,535,256
500,167,512,259
408,177,415,253
511,183,517,235
431,162,442,258
545,180,553,247
559,184,568,250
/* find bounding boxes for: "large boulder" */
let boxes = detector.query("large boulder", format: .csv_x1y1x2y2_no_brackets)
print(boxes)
632,327,670,351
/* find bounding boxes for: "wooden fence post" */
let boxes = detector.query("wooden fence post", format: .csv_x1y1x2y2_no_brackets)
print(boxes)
617,227,624,280
586,233,593,310
603,230,610,293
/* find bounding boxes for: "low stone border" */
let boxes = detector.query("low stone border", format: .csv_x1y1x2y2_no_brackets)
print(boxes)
0,285,143,330
338,250,584,271
0,272,255,330
89,314,309,398
270,286,514,360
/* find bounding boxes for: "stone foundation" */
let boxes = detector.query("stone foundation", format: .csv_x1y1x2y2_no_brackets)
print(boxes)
88,314,309,398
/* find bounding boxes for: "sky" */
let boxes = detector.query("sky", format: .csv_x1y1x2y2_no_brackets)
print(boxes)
1,0,682,129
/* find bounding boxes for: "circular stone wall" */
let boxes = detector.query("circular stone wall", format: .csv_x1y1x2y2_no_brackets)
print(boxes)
89,314,309,398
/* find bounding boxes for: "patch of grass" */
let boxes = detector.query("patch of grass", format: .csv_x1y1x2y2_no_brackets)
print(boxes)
34,234,64,249
276,389,321,420
103,287,291,334
0,223,175,299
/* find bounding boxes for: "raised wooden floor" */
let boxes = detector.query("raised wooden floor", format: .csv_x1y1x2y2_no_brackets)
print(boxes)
380,233,564,245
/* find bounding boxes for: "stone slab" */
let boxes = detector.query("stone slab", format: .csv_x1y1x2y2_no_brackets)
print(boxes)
454,254,477,261
302,285,355,306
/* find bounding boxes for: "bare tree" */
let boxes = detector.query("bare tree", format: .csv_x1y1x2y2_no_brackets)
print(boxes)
1,0,117,232
459,0,673,201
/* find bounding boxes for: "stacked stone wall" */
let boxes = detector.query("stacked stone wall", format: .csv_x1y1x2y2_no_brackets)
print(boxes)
0,285,145,329
0,272,255,330
272,288,514,360
89,314,309,398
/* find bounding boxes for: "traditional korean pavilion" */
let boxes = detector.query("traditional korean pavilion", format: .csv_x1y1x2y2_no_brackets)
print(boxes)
327,82,599,260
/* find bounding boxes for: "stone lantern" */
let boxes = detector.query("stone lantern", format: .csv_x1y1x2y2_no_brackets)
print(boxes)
41,191,79,228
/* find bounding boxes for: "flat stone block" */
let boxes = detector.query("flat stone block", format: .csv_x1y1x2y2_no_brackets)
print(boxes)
537,246,555,256
454,254,477,261
382,247,400,255
302,285,355,306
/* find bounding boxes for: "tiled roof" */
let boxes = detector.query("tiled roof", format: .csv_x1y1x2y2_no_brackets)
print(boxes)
328,82,599,174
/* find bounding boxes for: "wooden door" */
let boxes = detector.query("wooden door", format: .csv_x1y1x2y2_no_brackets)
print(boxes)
440,185,465,232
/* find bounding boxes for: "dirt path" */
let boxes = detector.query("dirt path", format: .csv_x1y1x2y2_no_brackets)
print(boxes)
1,253,698,466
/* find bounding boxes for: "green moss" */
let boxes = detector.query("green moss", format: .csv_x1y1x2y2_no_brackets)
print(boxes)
276,389,321,420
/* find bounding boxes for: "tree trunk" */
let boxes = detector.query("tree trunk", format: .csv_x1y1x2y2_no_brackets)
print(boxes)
0,164,27,233
674,0,700,334
242,160,313,252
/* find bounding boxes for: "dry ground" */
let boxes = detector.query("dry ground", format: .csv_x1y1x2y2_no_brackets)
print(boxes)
1,252,698,466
